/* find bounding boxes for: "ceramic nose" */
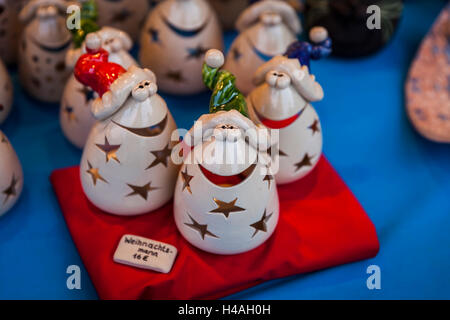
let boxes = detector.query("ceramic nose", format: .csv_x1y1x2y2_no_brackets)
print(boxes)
266,71,291,89
132,80,158,102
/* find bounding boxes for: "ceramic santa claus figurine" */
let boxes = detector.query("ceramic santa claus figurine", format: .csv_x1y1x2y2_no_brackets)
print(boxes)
139,0,223,95
224,0,301,95
74,38,179,216
0,0,24,65
0,131,23,217
174,50,279,255
61,25,137,149
18,0,73,102
0,59,13,124
95,0,150,42
247,51,326,184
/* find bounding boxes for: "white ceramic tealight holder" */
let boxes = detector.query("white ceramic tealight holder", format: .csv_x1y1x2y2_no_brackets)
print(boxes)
0,59,13,124
18,0,73,103
0,131,23,217
75,42,179,216
223,0,301,95
0,0,23,65
60,27,137,149
248,55,324,184
95,0,150,42
174,110,280,255
139,0,223,95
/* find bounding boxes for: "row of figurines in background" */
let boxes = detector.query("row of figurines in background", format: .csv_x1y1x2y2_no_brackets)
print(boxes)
0,0,329,256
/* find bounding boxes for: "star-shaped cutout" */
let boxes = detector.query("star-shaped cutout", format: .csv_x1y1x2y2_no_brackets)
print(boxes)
263,173,274,189
148,27,159,43
126,181,158,200
250,209,273,238
64,106,77,122
86,161,108,186
186,45,208,60
96,136,121,164
2,174,19,205
308,119,320,135
146,143,172,170
209,198,245,218
185,213,218,240
0,104,4,111
267,145,287,157
232,47,242,61
1,133,8,144
78,86,95,104
111,8,132,23
165,70,185,83
181,167,194,194
295,153,313,171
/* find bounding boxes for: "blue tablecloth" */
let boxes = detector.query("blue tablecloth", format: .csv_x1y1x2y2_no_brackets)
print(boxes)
0,0,449,300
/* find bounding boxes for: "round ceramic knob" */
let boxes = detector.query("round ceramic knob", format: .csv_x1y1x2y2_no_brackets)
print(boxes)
309,26,328,44
205,49,224,69
86,33,102,51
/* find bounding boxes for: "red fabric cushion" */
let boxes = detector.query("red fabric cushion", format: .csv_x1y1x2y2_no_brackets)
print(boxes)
50,156,379,300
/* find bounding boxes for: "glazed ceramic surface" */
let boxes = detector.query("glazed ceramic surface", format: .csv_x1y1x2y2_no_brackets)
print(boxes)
174,110,280,255
95,0,150,42
18,0,73,102
139,0,223,95
0,131,23,217
60,27,137,149
0,59,13,124
208,0,250,30
248,56,324,184
0,0,24,65
224,0,301,94
80,67,179,216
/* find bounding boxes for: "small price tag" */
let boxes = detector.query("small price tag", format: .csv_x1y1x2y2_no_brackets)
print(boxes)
113,234,178,274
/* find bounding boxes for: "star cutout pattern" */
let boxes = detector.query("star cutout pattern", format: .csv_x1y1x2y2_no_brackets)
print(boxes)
232,47,242,61
186,45,208,60
126,181,158,201
181,167,194,194
267,145,287,157
263,173,274,189
308,119,320,135
96,136,121,164
1,133,8,144
185,213,218,240
250,209,273,238
295,153,313,171
165,70,185,83
146,143,172,170
86,161,108,186
78,86,94,104
148,27,159,43
209,198,245,218
2,174,19,205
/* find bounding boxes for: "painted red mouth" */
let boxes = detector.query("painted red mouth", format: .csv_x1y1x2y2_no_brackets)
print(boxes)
255,106,306,129
199,164,256,188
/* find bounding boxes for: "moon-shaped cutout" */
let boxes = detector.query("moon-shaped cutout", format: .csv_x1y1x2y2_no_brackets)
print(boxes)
160,14,210,38
252,99,306,129
199,164,257,188
30,37,72,53
113,115,168,137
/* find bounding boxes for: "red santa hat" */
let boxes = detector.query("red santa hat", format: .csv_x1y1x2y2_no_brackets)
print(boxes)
74,33,156,120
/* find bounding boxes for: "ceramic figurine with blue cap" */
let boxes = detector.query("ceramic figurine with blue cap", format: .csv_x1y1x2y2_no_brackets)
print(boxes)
246,27,330,184
139,0,223,95
18,0,74,102
174,49,279,255
223,0,301,95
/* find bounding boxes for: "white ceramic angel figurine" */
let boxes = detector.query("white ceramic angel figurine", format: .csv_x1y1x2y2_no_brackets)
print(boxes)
139,0,223,95
247,54,324,184
174,50,279,255
74,36,179,216
60,27,137,149
0,59,13,124
0,131,23,217
18,0,74,102
223,0,301,95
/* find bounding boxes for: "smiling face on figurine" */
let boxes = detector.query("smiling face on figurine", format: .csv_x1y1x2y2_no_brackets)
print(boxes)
18,0,73,102
0,59,13,125
139,0,223,95
75,53,179,215
0,131,23,217
61,27,137,149
95,0,150,41
174,110,280,255
223,0,301,94
248,56,324,184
